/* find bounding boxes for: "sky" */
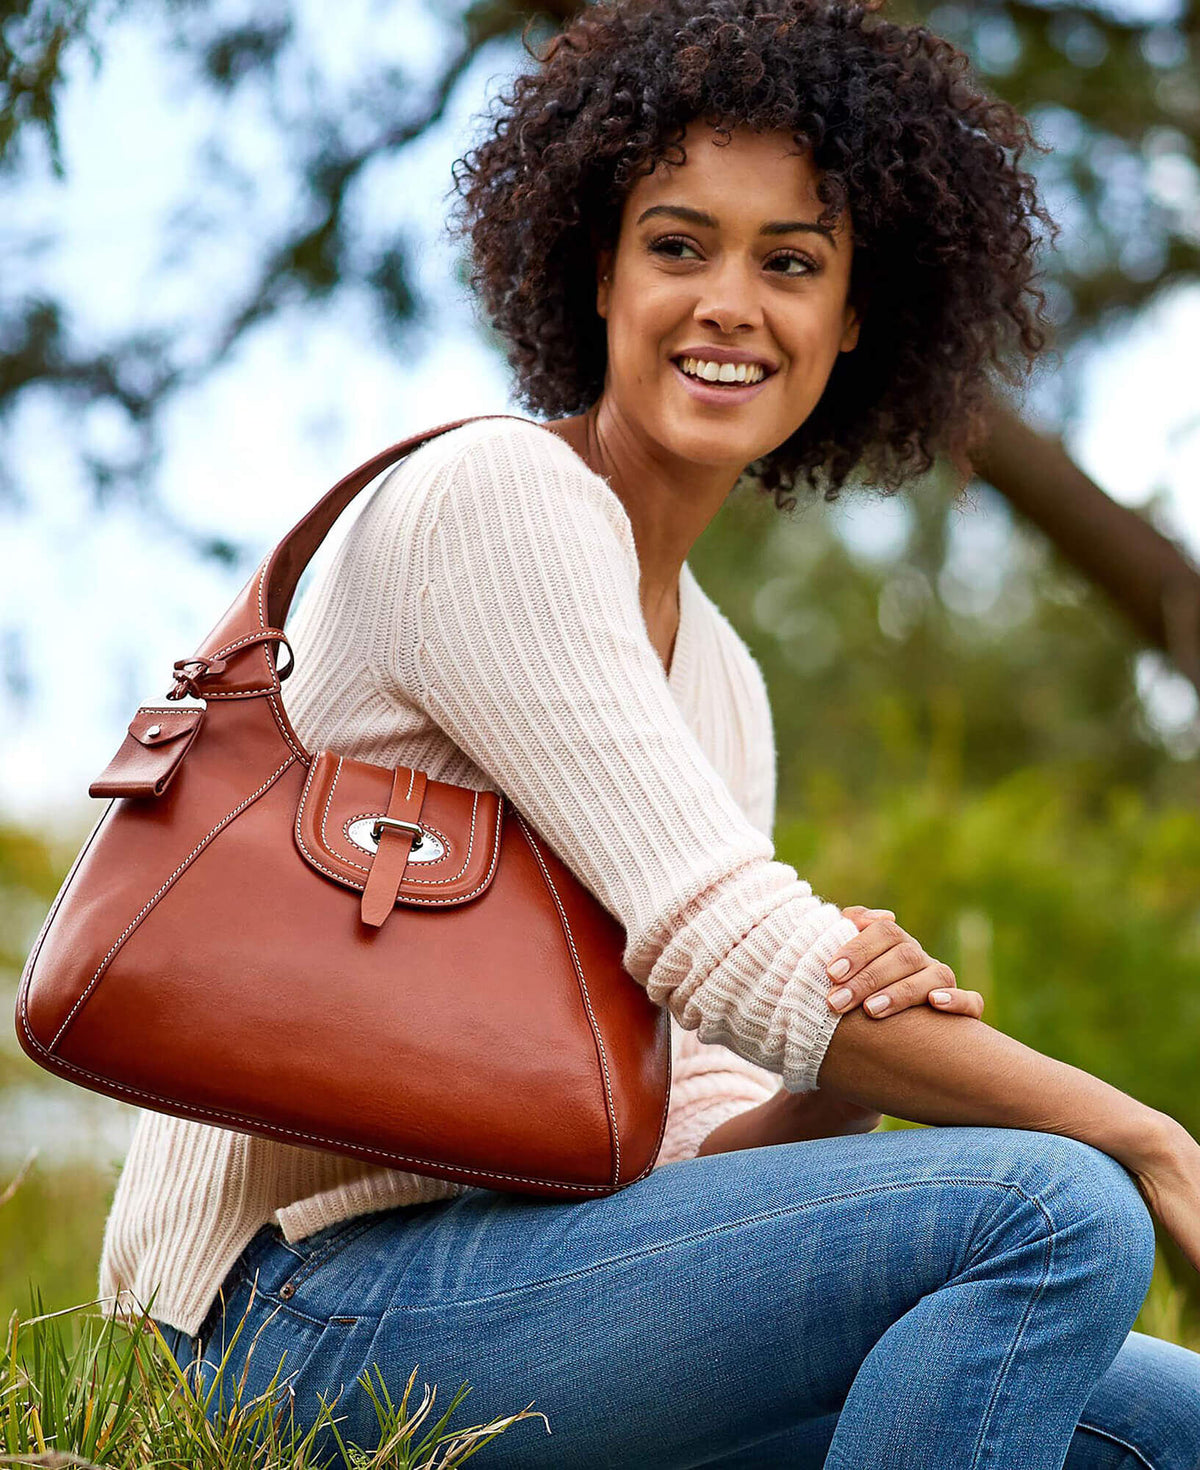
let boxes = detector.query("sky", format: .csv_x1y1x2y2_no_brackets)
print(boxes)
2,0,1199,836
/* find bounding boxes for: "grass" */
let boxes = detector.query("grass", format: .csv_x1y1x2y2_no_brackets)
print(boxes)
0,1152,548,1466
0,1288,548,1469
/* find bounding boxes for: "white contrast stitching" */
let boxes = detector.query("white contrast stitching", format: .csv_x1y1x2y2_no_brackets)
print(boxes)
514,810,621,1186
1075,1422,1155,1469
200,687,280,698
47,756,298,1052
210,629,283,660
321,756,343,854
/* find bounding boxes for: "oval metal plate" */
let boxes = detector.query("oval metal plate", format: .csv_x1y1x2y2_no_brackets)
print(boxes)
346,816,445,864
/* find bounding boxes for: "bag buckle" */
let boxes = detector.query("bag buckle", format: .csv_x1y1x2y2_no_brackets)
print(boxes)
370,816,424,851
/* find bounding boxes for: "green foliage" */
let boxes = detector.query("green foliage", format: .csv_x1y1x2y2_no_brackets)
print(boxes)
694,475,1200,1139
0,1158,114,1319
776,764,1200,1125
702,462,1200,808
0,1290,545,1468
688,467,1200,1307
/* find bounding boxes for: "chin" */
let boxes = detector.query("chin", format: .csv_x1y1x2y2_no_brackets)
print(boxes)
662,418,767,468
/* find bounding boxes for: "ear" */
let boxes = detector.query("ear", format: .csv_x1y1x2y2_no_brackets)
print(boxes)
840,302,861,352
596,248,614,318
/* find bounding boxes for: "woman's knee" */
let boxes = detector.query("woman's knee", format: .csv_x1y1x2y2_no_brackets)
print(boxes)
991,1130,1156,1298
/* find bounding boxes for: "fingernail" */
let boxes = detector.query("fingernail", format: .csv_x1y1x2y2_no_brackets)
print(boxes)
828,957,851,980
828,987,852,1010
865,995,890,1015
930,990,951,1005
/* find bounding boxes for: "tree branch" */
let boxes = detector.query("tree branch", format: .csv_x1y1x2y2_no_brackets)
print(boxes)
971,391,1200,694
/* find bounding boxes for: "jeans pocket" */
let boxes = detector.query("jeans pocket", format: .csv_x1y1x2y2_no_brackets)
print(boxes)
275,1210,391,1304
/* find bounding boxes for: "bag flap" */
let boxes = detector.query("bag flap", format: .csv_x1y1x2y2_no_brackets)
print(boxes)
295,750,503,907
89,706,206,799
127,708,205,747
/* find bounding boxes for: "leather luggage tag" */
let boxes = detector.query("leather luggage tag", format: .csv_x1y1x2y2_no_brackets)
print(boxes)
89,707,206,799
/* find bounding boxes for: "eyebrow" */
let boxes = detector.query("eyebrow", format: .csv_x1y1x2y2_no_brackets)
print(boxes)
635,203,837,244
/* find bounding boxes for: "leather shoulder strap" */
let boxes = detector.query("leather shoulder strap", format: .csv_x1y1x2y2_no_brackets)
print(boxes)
264,412,534,630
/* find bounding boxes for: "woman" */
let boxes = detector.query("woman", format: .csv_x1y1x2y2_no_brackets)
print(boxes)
113,1,1200,1464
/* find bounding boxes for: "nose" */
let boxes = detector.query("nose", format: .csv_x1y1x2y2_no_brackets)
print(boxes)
692,256,764,336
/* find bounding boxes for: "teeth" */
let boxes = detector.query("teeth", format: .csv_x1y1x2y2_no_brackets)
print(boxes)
678,357,766,385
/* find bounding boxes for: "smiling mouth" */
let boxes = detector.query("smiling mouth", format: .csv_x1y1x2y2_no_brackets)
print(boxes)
670,358,776,393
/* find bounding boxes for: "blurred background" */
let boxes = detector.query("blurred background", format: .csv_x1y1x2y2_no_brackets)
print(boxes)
2,0,1198,1347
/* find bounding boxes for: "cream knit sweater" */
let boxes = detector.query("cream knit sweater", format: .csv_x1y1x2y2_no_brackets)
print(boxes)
97,414,857,1339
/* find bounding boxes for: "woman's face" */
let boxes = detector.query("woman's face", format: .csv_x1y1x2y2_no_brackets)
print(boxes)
596,118,860,475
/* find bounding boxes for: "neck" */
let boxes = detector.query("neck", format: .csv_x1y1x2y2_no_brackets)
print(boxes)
544,397,741,619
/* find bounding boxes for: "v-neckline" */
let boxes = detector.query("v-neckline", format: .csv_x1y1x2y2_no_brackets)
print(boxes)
666,562,693,693
526,416,694,693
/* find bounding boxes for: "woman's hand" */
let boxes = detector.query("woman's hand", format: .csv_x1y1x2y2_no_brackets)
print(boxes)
826,907,986,1021
1126,1117,1200,1280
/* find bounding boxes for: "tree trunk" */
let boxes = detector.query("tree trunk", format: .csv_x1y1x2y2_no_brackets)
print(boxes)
970,392,1200,695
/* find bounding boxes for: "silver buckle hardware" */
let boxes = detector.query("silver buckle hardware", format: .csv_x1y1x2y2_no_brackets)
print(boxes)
370,816,424,850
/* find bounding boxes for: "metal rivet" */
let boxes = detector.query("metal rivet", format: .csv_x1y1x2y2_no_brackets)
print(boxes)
146,724,162,737
278,1282,295,1300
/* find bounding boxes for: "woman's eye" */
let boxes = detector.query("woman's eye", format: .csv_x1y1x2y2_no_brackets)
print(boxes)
650,236,701,260
768,252,818,277
649,237,817,276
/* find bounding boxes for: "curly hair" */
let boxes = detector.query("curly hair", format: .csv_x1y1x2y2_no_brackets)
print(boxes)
447,0,1059,505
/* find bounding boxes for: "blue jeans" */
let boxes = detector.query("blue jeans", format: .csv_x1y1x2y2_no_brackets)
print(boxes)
154,1125,1200,1468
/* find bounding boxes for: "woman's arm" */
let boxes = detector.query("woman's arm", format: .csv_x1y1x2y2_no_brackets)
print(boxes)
698,1004,1200,1275
391,417,860,1092
696,1086,880,1155
812,1006,1164,1170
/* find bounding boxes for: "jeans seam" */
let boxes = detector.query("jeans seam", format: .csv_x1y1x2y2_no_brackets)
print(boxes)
379,1174,1061,1316
353,1310,389,1411
279,1214,387,1292
1076,1420,1156,1470
208,1293,330,1399
968,1190,1056,1467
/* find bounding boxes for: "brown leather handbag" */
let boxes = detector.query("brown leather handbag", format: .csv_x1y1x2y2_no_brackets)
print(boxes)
15,413,672,1199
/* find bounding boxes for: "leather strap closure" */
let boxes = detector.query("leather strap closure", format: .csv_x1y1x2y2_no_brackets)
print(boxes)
294,751,502,906
360,767,429,928
167,628,294,701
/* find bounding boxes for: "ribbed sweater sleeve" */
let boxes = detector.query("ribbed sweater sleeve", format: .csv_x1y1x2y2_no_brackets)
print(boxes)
376,417,858,1093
